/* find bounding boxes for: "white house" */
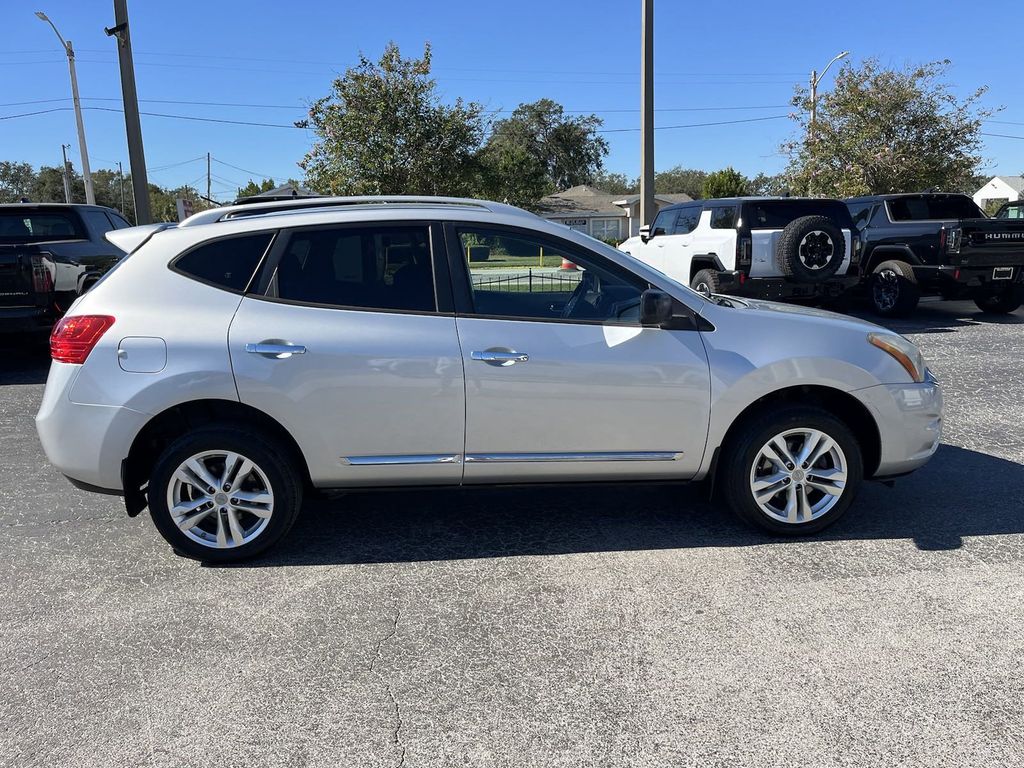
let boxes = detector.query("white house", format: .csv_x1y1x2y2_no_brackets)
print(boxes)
973,176,1023,211
538,185,691,242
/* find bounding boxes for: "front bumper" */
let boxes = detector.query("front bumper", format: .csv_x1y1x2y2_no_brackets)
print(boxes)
853,370,943,478
35,362,149,492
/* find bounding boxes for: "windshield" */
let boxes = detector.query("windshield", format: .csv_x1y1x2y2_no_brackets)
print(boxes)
887,195,984,221
0,211,85,243
742,200,854,229
996,202,1024,220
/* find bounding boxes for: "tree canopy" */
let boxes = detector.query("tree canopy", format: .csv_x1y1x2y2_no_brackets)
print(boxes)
298,43,485,197
784,58,992,196
702,167,748,199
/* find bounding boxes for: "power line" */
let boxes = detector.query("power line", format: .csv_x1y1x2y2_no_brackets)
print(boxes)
981,131,1024,140
149,156,206,172
598,114,790,133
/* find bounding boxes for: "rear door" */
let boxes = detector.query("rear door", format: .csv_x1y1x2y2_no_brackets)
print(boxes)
228,222,466,487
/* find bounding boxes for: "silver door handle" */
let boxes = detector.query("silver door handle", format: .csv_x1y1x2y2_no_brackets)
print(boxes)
245,342,307,358
471,350,529,366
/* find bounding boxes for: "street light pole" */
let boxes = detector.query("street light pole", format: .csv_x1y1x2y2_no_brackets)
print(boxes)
807,50,849,195
36,11,95,205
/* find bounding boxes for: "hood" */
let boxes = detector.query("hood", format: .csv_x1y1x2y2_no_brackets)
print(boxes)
701,294,886,334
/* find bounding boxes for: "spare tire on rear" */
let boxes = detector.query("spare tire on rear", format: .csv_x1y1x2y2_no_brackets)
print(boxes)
775,215,846,283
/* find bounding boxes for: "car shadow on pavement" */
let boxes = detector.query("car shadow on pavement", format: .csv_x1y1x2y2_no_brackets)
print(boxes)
0,339,50,386
846,298,1024,335
232,444,1024,568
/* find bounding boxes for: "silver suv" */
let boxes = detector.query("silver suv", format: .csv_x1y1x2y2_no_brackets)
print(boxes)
36,196,943,562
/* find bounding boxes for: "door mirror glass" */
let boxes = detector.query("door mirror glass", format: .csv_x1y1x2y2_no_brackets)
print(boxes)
639,289,673,326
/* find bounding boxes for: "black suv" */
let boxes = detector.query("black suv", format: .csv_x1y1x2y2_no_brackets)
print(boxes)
847,193,1024,316
0,203,131,335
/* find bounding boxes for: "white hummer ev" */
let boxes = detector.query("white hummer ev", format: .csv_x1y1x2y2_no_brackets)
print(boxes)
620,197,862,301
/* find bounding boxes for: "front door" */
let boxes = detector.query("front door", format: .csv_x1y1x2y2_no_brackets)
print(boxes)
228,222,465,487
448,223,711,483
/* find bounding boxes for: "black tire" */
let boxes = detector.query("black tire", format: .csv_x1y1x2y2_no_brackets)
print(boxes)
869,259,920,317
148,425,302,563
973,286,1023,314
775,215,846,282
690,268,721,297
719,406,864,536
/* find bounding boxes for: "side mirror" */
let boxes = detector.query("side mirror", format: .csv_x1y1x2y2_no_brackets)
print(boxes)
639,224,651,243
639,289,674,327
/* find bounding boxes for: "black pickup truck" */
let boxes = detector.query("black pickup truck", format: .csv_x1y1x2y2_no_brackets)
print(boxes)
0,203,131,335
846,193,1024,316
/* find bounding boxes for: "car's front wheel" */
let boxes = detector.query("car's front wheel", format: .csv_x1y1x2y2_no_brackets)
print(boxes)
719,407,864,535
148,426,302,562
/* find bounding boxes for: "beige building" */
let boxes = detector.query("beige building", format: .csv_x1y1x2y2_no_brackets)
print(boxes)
538,185,692,242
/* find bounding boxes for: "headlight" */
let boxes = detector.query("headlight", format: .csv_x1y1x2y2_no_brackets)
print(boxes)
868,332,927,383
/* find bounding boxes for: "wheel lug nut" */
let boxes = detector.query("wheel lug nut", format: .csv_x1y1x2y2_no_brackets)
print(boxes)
230,498,238,505
208,487,216,494
786,463,794,470
783,477,791,484
802,462,808,469
222,484,231,492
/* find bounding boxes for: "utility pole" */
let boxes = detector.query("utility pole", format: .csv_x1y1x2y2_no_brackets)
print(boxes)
36,12,95,205
106,1,152,224
117,161,125,214
639,0,655,229
207,152,211,205
60,143,72,203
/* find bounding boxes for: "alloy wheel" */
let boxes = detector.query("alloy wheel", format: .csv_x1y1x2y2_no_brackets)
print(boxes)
166,450,275,549
797,231,835,270
749,428,848,524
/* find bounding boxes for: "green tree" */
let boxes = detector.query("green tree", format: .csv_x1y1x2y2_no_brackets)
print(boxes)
784,58,992,196
0,161,35,202
702,167,749,199
476,141,550,209
236,178,277,198
29,165,84,204
592,171,636,196
748,172,788,196
481,99,608,193
654,166,707,198
298,42,485,196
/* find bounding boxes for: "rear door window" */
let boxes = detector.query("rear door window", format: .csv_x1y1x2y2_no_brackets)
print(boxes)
82,209,116,238
173,233,275,292
673,205,701,234
267,226,436,313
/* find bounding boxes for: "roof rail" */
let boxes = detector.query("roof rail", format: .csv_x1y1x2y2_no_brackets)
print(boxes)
177,195,517,227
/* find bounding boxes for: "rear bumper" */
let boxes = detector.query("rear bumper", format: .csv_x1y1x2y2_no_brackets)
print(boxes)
853,371,943,477
717,271,860,300
35,362,148,492
917,264,1024,290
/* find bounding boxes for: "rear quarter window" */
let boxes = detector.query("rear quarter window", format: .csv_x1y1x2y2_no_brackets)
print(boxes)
887,196,985,221
172,233,274,292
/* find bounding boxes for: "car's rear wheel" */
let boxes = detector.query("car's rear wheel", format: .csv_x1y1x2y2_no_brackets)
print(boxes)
973,285,1023,314
719,406,863,535
870,260,919,317
148,426,302,563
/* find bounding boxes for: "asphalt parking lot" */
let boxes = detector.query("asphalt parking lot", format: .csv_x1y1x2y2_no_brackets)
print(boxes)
1,300,1023,768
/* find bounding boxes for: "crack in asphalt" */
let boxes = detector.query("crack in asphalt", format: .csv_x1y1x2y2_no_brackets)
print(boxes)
369,603,406,768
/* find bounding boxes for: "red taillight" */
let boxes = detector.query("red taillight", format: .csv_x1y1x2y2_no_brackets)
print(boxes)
50,315,115,364
31,254,53,294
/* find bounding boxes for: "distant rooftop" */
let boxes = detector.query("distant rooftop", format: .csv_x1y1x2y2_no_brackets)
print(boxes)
538,184,692,217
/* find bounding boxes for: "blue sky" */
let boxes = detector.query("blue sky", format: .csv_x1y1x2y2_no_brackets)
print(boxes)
3,0,1022,200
